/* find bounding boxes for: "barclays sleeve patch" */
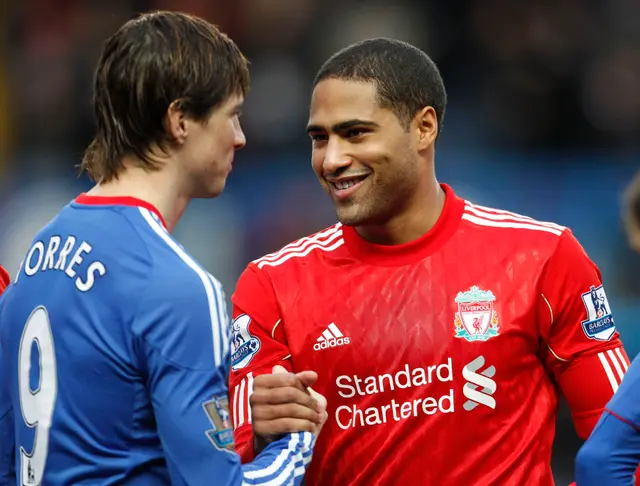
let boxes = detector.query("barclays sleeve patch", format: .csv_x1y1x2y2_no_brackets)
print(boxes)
581,285,616,341
230,314,261,370
203,395,234,453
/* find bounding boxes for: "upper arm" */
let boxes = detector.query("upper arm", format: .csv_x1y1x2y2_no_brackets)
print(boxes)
230,265,293,462
538,230,630,438
135,267,243,484
137,264,313,486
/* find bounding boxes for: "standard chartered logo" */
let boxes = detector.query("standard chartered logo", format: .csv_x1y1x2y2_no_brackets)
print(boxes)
462,355,497,411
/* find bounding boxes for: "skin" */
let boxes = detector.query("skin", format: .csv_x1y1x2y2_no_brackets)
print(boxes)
86,93,326,436
88,94,246,231
252,366,327,437
624,174,640,253
306,78,445,245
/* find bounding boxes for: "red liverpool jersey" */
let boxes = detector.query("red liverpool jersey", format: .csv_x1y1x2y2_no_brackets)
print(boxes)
0,265,9,294
230,184,630,486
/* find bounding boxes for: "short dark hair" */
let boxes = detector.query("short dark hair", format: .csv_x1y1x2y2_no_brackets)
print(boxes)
313,38,447,134
81,11,250,182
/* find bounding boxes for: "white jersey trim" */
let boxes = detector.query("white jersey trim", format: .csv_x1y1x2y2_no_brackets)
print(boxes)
139,208,227,368
462,202,565,236
254,224,344,269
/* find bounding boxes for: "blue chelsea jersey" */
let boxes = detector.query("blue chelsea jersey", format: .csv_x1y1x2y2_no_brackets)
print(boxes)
0,195,313,485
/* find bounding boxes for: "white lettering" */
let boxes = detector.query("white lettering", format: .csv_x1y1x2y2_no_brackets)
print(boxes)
336,376,355,399
55,236,76,270
42,236,61,271
76,261,107,292
25,241,45,276
334,359,452,398
66,241,92,278
333,391,455,430
22,236,107,291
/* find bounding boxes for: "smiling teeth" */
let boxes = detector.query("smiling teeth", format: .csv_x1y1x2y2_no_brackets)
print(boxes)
335,180,359,190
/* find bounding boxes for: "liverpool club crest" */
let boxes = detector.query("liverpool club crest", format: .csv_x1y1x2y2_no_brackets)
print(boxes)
454,286,500,342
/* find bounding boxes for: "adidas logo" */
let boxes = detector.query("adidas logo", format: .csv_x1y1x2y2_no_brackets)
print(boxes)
314,323,350,351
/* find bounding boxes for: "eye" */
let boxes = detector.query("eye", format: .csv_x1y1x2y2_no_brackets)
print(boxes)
309,133,328,143
345,128,367,138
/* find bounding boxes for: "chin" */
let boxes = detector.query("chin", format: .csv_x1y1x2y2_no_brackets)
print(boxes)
335,205,371,227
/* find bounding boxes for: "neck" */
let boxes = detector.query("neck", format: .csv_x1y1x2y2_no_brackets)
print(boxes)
87,158,188,232
355,180,445,245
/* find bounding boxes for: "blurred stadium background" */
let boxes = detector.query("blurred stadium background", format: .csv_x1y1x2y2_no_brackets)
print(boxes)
0,0,638,482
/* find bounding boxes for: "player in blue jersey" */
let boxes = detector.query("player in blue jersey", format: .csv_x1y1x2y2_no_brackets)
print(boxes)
0,11,326,486
575,172,640,485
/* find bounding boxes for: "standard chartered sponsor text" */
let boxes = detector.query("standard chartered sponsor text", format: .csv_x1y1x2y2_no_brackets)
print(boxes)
335,358,454,430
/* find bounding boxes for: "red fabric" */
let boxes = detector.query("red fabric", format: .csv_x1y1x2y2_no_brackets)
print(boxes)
0,265,9,293
75,193,167,229
230,185,627,485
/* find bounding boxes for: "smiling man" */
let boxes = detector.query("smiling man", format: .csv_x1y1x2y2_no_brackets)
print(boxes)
230,38,631,485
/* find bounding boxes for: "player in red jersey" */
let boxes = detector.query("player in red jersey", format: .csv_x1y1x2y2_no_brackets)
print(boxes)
229,38,631,485
0,265,9,294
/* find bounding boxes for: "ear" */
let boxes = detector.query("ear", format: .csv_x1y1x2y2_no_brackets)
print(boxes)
165,99,188,144
414,106,438,151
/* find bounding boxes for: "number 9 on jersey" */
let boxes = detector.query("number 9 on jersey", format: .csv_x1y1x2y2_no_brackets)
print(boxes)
18,306,58,486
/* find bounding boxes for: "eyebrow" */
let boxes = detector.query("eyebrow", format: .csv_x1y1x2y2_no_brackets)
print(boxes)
306,119,380,134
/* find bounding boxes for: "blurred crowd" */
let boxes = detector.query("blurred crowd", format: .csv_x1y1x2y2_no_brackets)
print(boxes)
1,0,639,174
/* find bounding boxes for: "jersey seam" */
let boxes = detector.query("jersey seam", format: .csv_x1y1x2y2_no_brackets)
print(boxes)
537,228,571,354
605,408,640,432
129,212,224,372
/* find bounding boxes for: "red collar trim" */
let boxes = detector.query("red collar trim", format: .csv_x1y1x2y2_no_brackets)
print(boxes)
74,193,168,229
342,184,464,266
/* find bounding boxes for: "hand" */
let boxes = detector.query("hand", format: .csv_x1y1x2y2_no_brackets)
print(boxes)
251,365,328,441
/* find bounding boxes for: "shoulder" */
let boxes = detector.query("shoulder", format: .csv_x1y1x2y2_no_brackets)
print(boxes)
459,199,575,257
460,199,567,239
131,230,229,369
250,223,344,271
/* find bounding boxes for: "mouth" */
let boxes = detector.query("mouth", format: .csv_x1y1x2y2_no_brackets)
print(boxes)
327,175,369,201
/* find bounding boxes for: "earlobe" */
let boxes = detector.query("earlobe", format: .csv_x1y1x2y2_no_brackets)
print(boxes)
166,99,188,144
416,106,437,149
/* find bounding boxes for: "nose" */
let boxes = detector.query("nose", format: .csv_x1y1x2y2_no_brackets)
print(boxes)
233,118,246,150
322,137,351,175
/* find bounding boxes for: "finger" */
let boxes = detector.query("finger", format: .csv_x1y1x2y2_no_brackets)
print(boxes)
250,387,318,409
272,364,289,374
254,418,316,436
308,386,327,414
296,370,318,389
252,403,323,423
253,373,308,391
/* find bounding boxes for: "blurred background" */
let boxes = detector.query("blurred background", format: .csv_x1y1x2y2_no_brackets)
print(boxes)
0,0,638,482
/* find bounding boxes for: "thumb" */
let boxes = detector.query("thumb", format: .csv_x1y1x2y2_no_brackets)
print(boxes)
272,365,289,375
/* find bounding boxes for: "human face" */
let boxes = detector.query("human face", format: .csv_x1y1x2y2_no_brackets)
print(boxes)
307,79,422,227
182,93,246,198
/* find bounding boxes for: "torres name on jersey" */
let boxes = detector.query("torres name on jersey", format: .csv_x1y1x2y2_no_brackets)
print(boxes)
230,184,629,486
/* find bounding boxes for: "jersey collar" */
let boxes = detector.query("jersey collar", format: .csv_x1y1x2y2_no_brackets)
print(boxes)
74,194,168,229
